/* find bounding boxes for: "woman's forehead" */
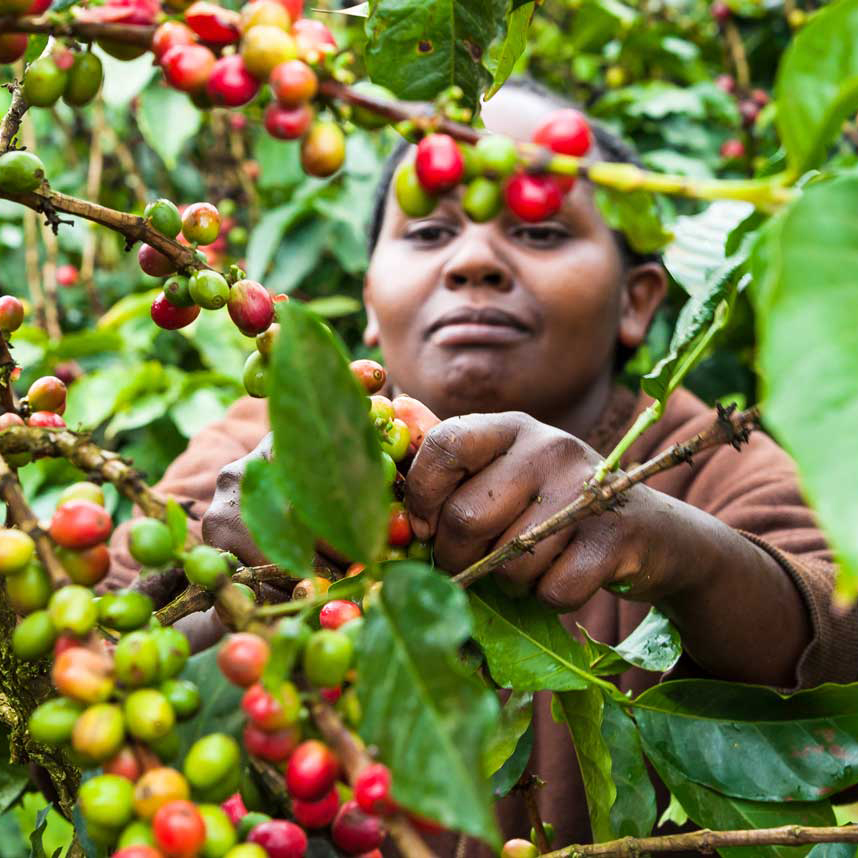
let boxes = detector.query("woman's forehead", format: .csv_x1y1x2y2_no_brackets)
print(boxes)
479,86,563,142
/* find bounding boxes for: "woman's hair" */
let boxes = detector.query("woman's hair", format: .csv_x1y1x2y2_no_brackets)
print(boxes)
366,75,659,272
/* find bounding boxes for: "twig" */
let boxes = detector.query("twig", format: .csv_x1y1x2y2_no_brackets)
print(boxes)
452,406,761,588
723,18,750,91
545,824,858,858
516,774,550,853
0,450,68,584
311,701,440,858
0,82,28,153
0,15,154,45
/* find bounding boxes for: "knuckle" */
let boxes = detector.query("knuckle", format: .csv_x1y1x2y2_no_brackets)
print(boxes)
536,575,569,611
215,466,239,494
440,499,479,537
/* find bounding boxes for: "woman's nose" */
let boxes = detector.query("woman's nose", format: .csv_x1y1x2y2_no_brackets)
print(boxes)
442,243,513,292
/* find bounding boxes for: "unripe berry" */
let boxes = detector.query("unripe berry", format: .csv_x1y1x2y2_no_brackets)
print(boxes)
134,768,191,820
504,174,563,222
270,60,317,106
145,199,183,239
185,1,241,46
161,44,216,93
79,774,135,830
475,135,519,179
227,279,274,336
56,543,111,587
394,163,437,218
51,646,114,703
247,820,307,858
292,17,336,62
72,702,125,762
463,177,503,223
243,351,268,398
292,788,339,829
0,150,45,193
182,203,221,245
114,847,162,858
286,740,339,801
217,633,270,687
23,55,67,107
189,270,230,311
152,21,197,60
319,600,361,630
0,528,35,576
207,55,260,107
26,375,67,415
139,244,177,277
415,134,464,194
241,26,296,79
0,33,27,64
331,800,385,854
50,499,112,549
354,763,394,816
0,295,24,333
264,103,313,140
501,839,538,858
300,121,346,178
240,0,291,32
151,293,201,330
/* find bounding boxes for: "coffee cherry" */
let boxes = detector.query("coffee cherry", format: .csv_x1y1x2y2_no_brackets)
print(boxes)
392,395,439,454
188,270,229,310
114,847,162,858
151,293,201,330
739,99,760,127
0,33,27,64
184,545,229,589
331,800,385,854
55,263,79,288
533,108,592,158
98,589,154,631
0,528,34,575
270,59,317,106
380,452,396,487
118,821,159,851
291,577,328,601
184,733,241,794
125,689,175,742
0,150,46,194
59,481,104,506
263,103,313,140
387,503,412,547
463,177,503,223
242,351,268,398
185,1,241,45
319,600,361,631
6,561,51,613
241,681,301,730
49,586,97,635
227,280,274,337
301,121,346,177
28,696,83,745
153,21,197,60
56,543,110,586
198,804,237,858
286,740,339,800
369,395,394,424
23,55,67,107
135,768,191,820
161,44,216,93
12,610,55,660
153,800,207,858
394,164,437,218
163,275,193,308
26,375,66,415
139,244,177,278
129,517,175,567
710,0,730,23
237,813,271,842
159,678,201,721
152,625,191,679
292,787,339,829
220,794,247,827
379,418,410,462
27,410,66,428
217,633,270,687
303,629,353,688
502,840,538,858
350,81,395,129
145,199,183,239
355,764,394,816
224,847,266,858
349,359,386,394
475,135,519,179
52,646,114,703
292,17,336,61
240,0,291,32
255,323,279,360
241,26,296,79
415,134,464,194
50,499,112,549
182,203,221,245
247,820,307,858
64,51,103,107
115,630,161,687
80,774,135,830
104,747,144,783
207,55,260,107
504,173,563,222
72,702,125,762
720,139,746,160
715,73,735,93
242,722,301,763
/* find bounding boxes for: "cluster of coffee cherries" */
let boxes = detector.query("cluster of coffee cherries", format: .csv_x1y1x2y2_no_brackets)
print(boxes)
714,72,770,162
141,199,276,337
396,108,593,225
17,44,103,108
0,0,52,64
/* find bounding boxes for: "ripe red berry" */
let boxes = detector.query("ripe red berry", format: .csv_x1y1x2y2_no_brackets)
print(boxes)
319,600,361,631
221,792,247,826
242,722,301,762
227,279,274,337
27,411,66,428
504,174,563,222
720,139,746,160
0,33,28,64
710,0,731,23
349,359,386,394
739,99,760,126
355,764,395,816
185,1,241,46
270,60,317,107
241,682,300,730
714,74,735,94
161,44,216,93
751,88,770,107
55,264,79,287
387,504,412,547
415,134,464,194
264,102,313,140
0,295,24,333
532,108,592,158
0,412,25,429
151,293,200,331
319,686,341,703
286,740,339,801
247,820,307,858
292,787,339,829
50,500,112,549
152,21,197,60
331,800,385,855
138,244,177,277
207,55,259,107
103,746,143,782
292,17,336,61
153,800,206,858
113,848,163,858
218,633,270,687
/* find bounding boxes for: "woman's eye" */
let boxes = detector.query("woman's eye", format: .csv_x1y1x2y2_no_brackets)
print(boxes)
511,225,570,247
404,224,456,245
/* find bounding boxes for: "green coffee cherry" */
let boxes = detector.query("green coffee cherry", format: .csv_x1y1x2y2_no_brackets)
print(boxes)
114,630,160,687
118,821,156,850
29,697,84,746
189,270,230,310
395,163,437,218
72,703,125,762
242,351,268,398
129,517,175,567
6,562,51,614
164,274,194,308
12,610,55,660
160,678,201,720
184,545,229,590
144,198,182,239
151,624,190,680
475,135,519,179
124,689,175,742
0,150,46,194
23,56,67,107
48,585,97,636
78,774,134,830
63,51,103,107
199,804,238,858
184,733,241,795
302,629,353,688
98,589,154,631
463,177,503,223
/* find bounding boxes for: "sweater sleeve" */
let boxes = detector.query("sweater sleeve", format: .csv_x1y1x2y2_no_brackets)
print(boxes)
105,396,270,591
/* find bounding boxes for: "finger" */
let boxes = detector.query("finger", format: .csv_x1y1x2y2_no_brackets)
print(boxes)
406,413,526,540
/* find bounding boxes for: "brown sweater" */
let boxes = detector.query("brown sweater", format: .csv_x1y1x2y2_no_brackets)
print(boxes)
108,386,858,851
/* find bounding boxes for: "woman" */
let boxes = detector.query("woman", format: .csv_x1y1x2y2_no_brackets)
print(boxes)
109,80,855,851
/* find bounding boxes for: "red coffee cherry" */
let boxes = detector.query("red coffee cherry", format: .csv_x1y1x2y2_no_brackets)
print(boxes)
532,108,592,158
720,139,746,160
151,293,201,331
319,600,361,631
415,134,464,194
206,55,259,107
27,411,66,428
57,543,111,586
56,264,79,287
263,103,313,140
387,503,412,547
331,800,385,855
0,33,28,64
152,21,197,60
715,73,735,93
751,88,770,107
50,499,112,549
349,359,386,394
319,686,341,704
391,395,439,454
292,17,336,62
286,740,339,801
247,820,307,858
739,99,760,127
710,0,731,23
161,44,216,93
241,681,301,730
0,412,25,429
153,800,206,858
242,722,301,763
184,1,241,46
26,375,67,414
103,746,143,782
138,244,177,277
292,787,339,829
227,280,274,337
355,764,395,816
220,793,247,826
504,173,563,223
113,847,163,858
217,633,270,687
0,295,24,333
270,60,317,107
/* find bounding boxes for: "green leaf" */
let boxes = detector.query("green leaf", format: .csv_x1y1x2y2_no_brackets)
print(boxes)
357,562,500,846
95,47,157,107
240,458,314,574
268,302,387,563
634,680,858,802
165,498,188,552
137,84,202,171
169,388,231,439
749,173,858,599
246,197,316,283
581,607,682,676
365,0,507,109
303,296,362,318
807,843,858,858
643,744,836,858
0,732,28,817
775,0,858,173
657,792,689,829
594,187,673,254
24,35,48,64
469,579,594,692
27,807,52,858
490,721,533,798
484,690,533,777
485,1,536,99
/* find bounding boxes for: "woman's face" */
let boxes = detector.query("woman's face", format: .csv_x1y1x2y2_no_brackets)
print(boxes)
364,87,665,429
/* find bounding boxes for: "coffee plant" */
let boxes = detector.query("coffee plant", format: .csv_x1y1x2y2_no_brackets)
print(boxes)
1,1,858,858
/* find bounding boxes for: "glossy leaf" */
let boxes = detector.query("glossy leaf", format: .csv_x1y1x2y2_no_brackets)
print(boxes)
485,1,536,99
594,187,673,254
491,721,534,799
484,690,533,777
775,0,858,173
0,732,27,817
268,302,387,563
137,84,202,171
357,562,500,846
750,174,858,599
28,807,54,858
634,680,858,802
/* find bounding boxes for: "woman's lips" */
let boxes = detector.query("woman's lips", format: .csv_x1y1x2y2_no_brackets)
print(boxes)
426,306,532,347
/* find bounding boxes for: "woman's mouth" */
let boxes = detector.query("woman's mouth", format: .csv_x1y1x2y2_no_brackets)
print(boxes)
426,306,532,347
